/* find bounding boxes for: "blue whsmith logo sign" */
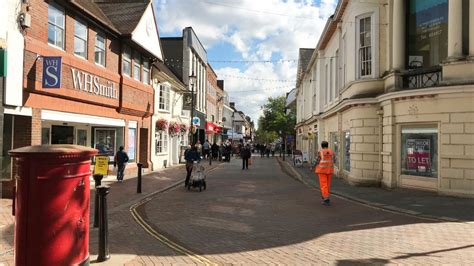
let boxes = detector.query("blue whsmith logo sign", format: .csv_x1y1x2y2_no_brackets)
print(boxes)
42,56,62,88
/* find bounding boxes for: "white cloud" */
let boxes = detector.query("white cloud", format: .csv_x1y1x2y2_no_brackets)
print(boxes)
155,0,337,123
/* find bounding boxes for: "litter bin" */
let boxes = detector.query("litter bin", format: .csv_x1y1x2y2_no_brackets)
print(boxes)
9,145,97,266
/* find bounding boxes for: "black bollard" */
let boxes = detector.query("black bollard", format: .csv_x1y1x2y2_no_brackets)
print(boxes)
97,185,110,262
137,163,143,194
93,174,103,228
209,155,212,165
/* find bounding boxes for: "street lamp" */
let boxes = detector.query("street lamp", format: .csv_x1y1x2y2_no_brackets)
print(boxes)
189,72,197,146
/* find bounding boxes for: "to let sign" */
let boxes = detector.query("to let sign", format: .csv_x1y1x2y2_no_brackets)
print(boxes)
406,139,431,173
94,156,109,176
42,56,62,88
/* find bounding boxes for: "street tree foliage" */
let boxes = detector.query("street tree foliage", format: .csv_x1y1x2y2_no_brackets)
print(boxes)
258,96,296,142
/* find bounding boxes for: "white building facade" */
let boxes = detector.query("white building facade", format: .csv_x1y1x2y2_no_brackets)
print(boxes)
296,0,474,197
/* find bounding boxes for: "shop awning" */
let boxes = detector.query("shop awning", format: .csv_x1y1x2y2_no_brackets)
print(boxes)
206,122,222,134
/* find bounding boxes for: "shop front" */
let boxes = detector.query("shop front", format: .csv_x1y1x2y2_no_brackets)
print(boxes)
205,122,222,144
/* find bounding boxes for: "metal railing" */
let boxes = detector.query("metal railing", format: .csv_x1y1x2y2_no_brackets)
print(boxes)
402,66,442,89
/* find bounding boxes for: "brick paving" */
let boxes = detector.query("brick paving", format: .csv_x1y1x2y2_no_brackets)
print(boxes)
0,161,221,265
284,159,474,222
0,198,14,266
2,156,474,265
136,156,474,265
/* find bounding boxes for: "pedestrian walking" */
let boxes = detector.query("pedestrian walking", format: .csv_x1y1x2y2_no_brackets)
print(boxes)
114,146,129,182
241,144,251,170
314,141,335,205
211,142,219,160
203,139,211,159
185,145,200,187
196,140,203,157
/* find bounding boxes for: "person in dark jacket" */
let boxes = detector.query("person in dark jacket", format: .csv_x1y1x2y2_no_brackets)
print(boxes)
241,144,252,170
211,142,219,160
185,145,201,187
114,146,129,182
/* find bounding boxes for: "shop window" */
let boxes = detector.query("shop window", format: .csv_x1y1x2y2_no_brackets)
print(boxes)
406,0,448,68
95,33,106,66
123,46,131,76
143,58,150,85
133,51,141,81
401,126,438,178
74,20,88,58
343,131,350,172
41,127,50,145
94,128,116,157
358,15,372,77
330,132,339,166
76,129,87,146
48,3,65,49
155,131,168,154
158,84,170,111
128,128,136,162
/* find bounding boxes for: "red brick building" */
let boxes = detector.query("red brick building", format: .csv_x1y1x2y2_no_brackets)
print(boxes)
2,0,163,196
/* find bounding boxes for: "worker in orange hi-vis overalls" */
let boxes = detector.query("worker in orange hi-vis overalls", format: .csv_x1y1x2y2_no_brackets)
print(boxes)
314,141,335,206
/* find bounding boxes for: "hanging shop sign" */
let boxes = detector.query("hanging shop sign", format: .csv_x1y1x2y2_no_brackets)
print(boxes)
192,117,200,126
406,139,431,173
42,56,62,88
71,68,118,99
182,91,195,110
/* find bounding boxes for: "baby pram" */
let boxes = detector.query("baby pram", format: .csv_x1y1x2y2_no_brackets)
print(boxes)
188,161,207,191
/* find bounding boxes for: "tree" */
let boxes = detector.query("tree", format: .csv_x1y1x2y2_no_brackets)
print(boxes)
258,96,296,141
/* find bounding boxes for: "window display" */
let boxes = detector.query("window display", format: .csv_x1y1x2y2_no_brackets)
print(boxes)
401,126,438,178
94,128,116,157
128,128,136,161
343,131,350,172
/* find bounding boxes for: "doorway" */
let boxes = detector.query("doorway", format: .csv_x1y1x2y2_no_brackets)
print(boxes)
51,125,74,144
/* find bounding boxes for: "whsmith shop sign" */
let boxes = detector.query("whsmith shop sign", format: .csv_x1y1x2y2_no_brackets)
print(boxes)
42,56,62,88
42,56,118,99
71,68,118,99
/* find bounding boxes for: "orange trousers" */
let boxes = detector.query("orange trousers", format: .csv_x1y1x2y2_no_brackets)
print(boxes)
318,173,332,199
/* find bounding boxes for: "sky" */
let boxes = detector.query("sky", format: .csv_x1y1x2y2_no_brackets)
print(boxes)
154,0,338,124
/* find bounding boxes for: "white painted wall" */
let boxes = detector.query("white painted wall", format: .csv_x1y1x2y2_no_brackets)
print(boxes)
1,0,24,107
131,3,163,60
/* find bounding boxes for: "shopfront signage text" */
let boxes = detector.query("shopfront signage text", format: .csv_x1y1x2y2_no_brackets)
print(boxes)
94,156,109,176
71,68,118,99
42,56,62,88
406,139,431,173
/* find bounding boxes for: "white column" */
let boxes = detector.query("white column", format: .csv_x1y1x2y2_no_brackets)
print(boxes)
448,0,463,59
392,0,405,71
469,0,474,58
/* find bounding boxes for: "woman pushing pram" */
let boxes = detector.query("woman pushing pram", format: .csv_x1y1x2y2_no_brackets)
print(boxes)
184,145,207,191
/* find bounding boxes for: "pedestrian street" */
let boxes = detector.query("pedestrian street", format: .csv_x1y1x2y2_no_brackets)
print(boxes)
125,156,474,265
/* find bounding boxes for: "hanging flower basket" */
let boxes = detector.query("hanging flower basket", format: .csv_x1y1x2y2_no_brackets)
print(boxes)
168,122,181,137
156,119,168,132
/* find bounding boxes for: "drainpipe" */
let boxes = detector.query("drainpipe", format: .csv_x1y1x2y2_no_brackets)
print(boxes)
377,109,384,184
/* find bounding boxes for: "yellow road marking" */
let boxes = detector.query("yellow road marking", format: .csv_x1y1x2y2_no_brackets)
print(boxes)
129,165,221,265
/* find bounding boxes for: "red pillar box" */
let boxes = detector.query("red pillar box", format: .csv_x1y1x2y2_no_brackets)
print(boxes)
9,145,97,266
